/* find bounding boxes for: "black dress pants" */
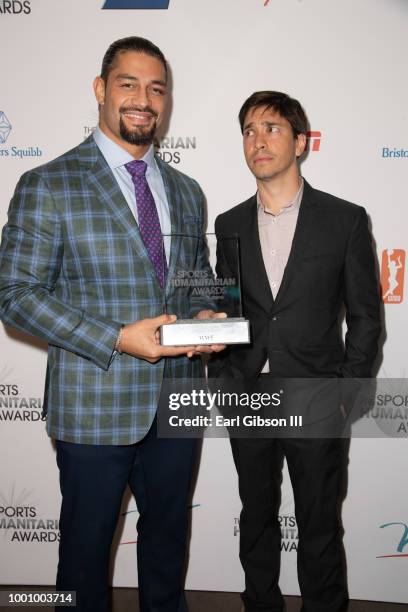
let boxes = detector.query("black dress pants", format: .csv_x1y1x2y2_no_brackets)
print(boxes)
55,418,196,612
230,435,348,612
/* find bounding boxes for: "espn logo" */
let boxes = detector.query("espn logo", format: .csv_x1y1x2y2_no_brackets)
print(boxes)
306,131,321,152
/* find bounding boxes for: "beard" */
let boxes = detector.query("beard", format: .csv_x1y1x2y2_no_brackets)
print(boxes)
119,106,157,146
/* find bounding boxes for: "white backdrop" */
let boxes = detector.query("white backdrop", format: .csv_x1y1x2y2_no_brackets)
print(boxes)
1,0,407,604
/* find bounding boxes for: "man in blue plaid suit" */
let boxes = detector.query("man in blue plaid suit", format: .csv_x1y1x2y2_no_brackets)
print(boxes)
0,37,223,612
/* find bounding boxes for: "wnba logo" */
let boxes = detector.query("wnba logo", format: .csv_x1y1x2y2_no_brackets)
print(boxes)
381,249,405,304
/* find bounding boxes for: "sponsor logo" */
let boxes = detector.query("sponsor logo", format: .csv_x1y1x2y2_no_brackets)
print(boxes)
279,514,299,552
154,135,197,165
102,0,170,9
84,125,96,140
381,147,408,158
0,112,12,144
83,126,196,166
0,112,43,160
0,0,31,14
381,249,405,304
120,506,139,545
305,130,321,152
356,378,408,436
0,378,43,422
83,126,96,140
234,513,298,552
377,522,408,558
0,487,59,543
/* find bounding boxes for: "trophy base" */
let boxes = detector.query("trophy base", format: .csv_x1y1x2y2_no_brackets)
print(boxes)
160,317,250,346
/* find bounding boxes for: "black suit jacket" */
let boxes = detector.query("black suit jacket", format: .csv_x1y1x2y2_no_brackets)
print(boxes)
210,180,381,382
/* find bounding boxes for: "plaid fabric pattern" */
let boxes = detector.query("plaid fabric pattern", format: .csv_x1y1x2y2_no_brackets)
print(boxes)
0,136,211,444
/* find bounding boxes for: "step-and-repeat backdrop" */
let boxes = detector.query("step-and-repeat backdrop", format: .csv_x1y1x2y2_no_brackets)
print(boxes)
1,0,407,604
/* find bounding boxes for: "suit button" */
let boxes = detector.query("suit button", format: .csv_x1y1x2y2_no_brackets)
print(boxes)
271,316,277,321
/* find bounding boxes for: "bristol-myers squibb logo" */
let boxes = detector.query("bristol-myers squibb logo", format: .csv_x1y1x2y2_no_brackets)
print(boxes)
0,112,12,144
377,522,408,558
0,112,43,160
102,0,170,8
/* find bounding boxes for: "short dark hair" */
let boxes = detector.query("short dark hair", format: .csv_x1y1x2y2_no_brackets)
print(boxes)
238,91,308,137
100,36,167,82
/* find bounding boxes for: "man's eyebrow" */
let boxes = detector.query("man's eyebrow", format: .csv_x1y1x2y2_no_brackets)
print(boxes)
116,74,138,81
115,74,167,87
243,120,280,131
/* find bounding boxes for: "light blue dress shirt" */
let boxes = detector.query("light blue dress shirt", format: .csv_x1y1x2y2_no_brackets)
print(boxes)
93,126,171,262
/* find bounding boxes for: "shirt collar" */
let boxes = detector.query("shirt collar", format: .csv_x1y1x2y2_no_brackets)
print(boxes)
257,178,304,215
93,126,156,171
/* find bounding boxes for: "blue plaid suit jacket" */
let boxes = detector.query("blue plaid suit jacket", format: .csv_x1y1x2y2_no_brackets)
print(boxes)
0,136,210,444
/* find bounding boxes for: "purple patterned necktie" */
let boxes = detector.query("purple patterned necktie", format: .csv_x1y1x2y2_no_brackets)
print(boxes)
125,159,167,288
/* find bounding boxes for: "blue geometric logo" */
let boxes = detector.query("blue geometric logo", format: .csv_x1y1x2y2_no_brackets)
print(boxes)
0,112,12,144
102,0,170,8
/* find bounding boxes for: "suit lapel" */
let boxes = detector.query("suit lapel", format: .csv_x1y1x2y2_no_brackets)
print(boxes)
274,180,318,304
78,137,160,287
242,196,275,310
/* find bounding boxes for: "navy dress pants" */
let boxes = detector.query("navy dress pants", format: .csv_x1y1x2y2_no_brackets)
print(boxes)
55,418,196,612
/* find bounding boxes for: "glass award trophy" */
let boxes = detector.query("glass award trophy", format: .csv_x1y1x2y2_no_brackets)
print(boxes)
159,233,250,346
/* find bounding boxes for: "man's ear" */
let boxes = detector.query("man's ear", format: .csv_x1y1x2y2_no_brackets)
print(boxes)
296,133,307,157
93,76,105,106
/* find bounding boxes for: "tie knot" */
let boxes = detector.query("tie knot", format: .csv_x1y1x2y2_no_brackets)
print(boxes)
125,159,147,179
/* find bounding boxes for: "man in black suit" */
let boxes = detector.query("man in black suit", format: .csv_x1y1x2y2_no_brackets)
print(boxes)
209,92,381,612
